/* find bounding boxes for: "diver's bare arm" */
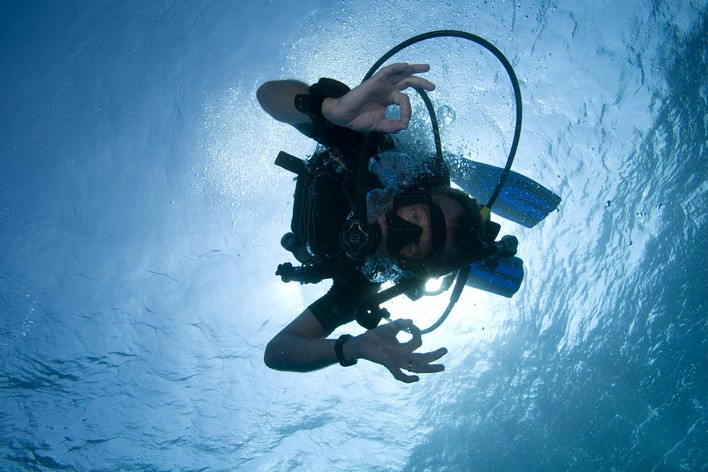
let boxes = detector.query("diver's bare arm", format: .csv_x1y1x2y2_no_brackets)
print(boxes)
257,80,311,125
264,310,448,383
264,309,339,372
257,62,434,133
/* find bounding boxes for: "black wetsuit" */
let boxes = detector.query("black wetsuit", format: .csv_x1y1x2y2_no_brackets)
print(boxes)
284,80,449,334
288,123,385,334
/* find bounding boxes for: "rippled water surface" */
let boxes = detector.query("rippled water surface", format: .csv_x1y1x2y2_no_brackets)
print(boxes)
1,1,705,470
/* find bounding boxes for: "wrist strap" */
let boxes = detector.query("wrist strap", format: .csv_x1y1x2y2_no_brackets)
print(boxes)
294,78,351,121
335,334,357,367
294,93,324,120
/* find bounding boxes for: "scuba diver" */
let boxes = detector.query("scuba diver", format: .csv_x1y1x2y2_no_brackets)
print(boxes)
258,56,559,383
259,63,488,383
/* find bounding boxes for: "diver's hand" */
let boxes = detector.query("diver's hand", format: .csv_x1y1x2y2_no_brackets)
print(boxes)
322,63,436,133
344,318,447,383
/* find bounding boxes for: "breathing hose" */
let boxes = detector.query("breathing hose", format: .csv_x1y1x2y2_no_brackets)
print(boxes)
358,30,524,333
362,29,523,210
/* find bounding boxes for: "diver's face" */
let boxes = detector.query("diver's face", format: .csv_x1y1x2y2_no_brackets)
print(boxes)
377,194,465,262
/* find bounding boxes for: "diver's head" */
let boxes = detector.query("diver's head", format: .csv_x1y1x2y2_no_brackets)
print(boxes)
376,186,486,275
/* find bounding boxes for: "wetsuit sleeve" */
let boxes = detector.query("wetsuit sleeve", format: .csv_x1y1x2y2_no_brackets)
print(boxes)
308,277,381,335
293,120,366,150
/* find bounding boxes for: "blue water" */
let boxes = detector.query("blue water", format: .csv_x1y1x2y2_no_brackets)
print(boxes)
1,1,705,470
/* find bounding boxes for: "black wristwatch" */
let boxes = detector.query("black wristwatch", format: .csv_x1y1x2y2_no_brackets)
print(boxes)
335,334,357,367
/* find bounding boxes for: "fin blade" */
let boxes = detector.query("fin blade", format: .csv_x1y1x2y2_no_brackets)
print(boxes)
446,156,561,228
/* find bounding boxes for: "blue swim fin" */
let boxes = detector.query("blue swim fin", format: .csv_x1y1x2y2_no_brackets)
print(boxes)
445,155,561,228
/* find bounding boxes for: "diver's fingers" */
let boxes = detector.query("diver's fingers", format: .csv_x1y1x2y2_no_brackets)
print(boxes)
384,318,414,335
374,62,410,80
391,92,413,127
408,63,431,73
375,62,424,79
403,322,423,351
374,63,432,85
401,350,447,374
398,77,436,92
398,63,431,80
412,347,448,364
409,362,445,374
404,347,448,373
387,364,420,383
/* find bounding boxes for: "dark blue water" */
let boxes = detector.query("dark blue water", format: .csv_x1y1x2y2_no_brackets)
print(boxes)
1,1,705,470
